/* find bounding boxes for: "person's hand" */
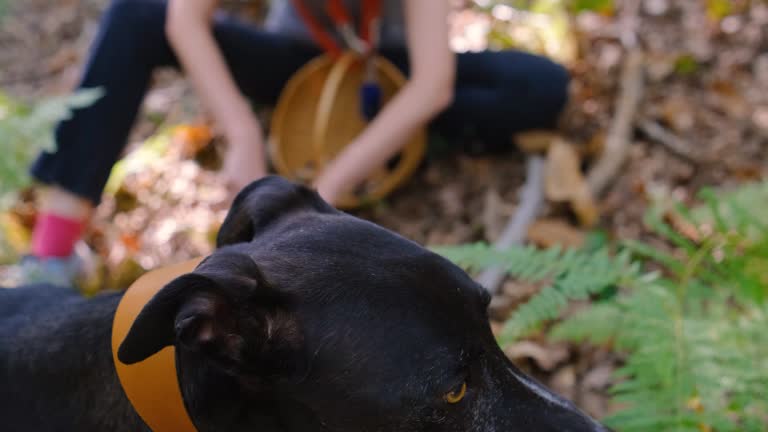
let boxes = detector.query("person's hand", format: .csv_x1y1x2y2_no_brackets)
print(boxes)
167,0,267,201
221,119,268,200
313,0,454,206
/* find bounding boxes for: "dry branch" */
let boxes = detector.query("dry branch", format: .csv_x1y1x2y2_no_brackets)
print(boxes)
586,49,645,197
476,156,546,295
639,120,707,164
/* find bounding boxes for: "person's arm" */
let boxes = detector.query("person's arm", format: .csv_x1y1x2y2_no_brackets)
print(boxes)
166,0,267,191
314,0,455,204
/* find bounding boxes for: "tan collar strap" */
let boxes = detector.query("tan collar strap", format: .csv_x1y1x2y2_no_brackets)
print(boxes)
112,258,204,432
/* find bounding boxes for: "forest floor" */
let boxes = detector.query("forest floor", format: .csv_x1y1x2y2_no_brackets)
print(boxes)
1,0,766,419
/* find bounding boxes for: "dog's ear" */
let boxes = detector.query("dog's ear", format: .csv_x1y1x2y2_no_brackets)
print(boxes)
117,251,302,375
217,175,337,247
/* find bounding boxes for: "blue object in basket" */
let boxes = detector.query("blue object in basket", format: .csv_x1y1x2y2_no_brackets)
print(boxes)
360,80,382,120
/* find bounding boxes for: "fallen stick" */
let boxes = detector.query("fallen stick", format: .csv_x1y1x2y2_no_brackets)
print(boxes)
476,156,546,295
639,119,706,164
587,49,645,197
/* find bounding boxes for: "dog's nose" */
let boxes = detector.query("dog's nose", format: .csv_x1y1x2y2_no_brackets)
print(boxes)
589,418,612,432
494,359,611,431
595,424,614,432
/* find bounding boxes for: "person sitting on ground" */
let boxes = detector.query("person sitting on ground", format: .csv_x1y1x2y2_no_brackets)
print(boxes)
19,0,570,286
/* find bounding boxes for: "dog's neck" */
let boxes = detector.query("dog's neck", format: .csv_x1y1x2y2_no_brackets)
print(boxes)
176,350,323,432
6,288,319,432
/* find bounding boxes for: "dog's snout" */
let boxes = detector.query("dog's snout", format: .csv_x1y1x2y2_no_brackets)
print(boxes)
594,422,612,432
479,355,610,432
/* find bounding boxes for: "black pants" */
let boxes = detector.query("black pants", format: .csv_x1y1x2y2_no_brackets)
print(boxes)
31,0,570,204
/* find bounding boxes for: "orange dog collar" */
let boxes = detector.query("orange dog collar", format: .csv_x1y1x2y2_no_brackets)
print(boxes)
111,258,204,432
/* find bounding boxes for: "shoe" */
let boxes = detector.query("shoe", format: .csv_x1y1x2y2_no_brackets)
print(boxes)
12,253,84,288
3,241,102,290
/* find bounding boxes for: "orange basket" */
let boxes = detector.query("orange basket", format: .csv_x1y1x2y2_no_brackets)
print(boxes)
269,52,426,208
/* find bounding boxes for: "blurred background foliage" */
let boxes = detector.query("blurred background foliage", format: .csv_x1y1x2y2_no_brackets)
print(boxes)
0,89,102,205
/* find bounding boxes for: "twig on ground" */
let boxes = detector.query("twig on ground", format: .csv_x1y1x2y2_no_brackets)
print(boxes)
476,156,546,295
586,49,645,197
618,0,643,49
639,119,707,164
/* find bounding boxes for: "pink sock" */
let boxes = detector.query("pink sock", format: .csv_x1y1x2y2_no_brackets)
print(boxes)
31,213,85,258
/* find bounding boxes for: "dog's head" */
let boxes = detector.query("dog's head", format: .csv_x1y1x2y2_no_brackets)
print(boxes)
118,176,608,431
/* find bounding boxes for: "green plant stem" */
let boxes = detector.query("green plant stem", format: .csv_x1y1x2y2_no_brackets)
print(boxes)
672,237,717,429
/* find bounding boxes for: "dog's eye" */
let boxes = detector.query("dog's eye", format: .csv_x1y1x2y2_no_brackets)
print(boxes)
443,381,467,404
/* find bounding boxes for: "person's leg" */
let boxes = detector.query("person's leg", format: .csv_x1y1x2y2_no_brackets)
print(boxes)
433,50,570,154
29,0,183,263
34,0,317,205
381,47,569,155
25,0,317,281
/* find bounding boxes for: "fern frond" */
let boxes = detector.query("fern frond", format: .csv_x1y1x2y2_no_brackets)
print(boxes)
0,88,103,204
433,243,639,343
435,181,768,431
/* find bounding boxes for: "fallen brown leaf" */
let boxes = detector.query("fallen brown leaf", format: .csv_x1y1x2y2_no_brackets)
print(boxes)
515,130,557,154
572,188,600,228
172,124,214,159
546,139,584,202
506,341,570,371
527,219,586,249
661,95,696,132
546,139,600,227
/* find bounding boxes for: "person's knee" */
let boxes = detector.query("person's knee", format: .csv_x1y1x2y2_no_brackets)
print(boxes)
543,59,570,106
509,54,570,125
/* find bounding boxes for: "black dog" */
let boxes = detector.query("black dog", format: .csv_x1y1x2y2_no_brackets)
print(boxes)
1,176,608,431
